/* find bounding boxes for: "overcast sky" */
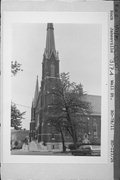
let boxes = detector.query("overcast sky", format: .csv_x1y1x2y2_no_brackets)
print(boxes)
12,23,102,129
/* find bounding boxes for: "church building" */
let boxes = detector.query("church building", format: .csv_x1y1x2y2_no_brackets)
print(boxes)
29,23,60,146
29,23,101,150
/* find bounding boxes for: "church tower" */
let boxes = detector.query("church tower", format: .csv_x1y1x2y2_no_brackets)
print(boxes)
30,23,60,144
40,23,59,142
29,76,39,141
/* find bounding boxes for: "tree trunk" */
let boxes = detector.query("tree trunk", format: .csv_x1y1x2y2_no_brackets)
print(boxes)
66,108,78,149
59,127,66,152
71,126,78,149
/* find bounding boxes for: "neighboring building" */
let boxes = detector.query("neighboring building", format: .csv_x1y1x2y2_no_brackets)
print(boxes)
29,23,101,150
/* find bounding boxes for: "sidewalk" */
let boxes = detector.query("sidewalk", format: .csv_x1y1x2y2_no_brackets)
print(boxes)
11,149,72,156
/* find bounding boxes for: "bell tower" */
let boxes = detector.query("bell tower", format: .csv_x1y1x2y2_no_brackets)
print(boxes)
42,23,59,80
29,23,60,144
40,23,60,142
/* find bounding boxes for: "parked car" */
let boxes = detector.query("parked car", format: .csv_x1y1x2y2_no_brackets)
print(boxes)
90,145,101,156
71,145,92,156
71,145,101,156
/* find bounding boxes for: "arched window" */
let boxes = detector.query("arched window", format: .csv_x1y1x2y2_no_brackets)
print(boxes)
51,64,55,77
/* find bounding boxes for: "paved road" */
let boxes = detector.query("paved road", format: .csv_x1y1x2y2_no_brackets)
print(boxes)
11,150,72,156
11,147,100,156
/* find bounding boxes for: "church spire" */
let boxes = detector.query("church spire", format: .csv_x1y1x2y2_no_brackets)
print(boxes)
31,101,34,121
44,23,56,58
33,75,39,108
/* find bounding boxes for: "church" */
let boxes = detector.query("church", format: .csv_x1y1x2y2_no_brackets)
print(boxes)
29,23,101,150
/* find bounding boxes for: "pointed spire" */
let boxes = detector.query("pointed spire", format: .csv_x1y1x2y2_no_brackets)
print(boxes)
45,23,56,58
33,76,39,108
31,101,34,121
47,23,54,30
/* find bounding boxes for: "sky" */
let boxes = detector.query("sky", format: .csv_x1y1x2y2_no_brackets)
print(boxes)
12,23,102,129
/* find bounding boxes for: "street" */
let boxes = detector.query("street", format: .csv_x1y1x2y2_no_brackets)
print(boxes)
11,150,72,156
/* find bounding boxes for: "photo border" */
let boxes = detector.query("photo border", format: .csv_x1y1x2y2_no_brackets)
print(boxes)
2,11,109,164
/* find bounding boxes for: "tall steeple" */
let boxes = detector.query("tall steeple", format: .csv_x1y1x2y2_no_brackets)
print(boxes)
30,23,60,142
33,75,39,108
31,101,34,121
44,23,56,59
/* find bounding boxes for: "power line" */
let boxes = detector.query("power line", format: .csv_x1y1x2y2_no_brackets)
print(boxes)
17,104,31,108
13,103,31,109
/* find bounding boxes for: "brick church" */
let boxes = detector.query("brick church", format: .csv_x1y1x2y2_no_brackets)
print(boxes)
29,23,101,150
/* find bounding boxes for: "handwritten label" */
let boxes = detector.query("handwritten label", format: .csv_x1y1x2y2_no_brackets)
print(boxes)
109,8,114,163
110,110,114,130
110,139,114,163
110,28,114,53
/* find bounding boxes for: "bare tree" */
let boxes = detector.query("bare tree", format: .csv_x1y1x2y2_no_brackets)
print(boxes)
48,72,92,149
11,61,25,130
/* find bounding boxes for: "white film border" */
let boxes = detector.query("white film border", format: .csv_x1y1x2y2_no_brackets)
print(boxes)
1,1,115,180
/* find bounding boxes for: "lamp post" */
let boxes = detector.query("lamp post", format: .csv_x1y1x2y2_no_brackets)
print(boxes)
51,133,55,150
